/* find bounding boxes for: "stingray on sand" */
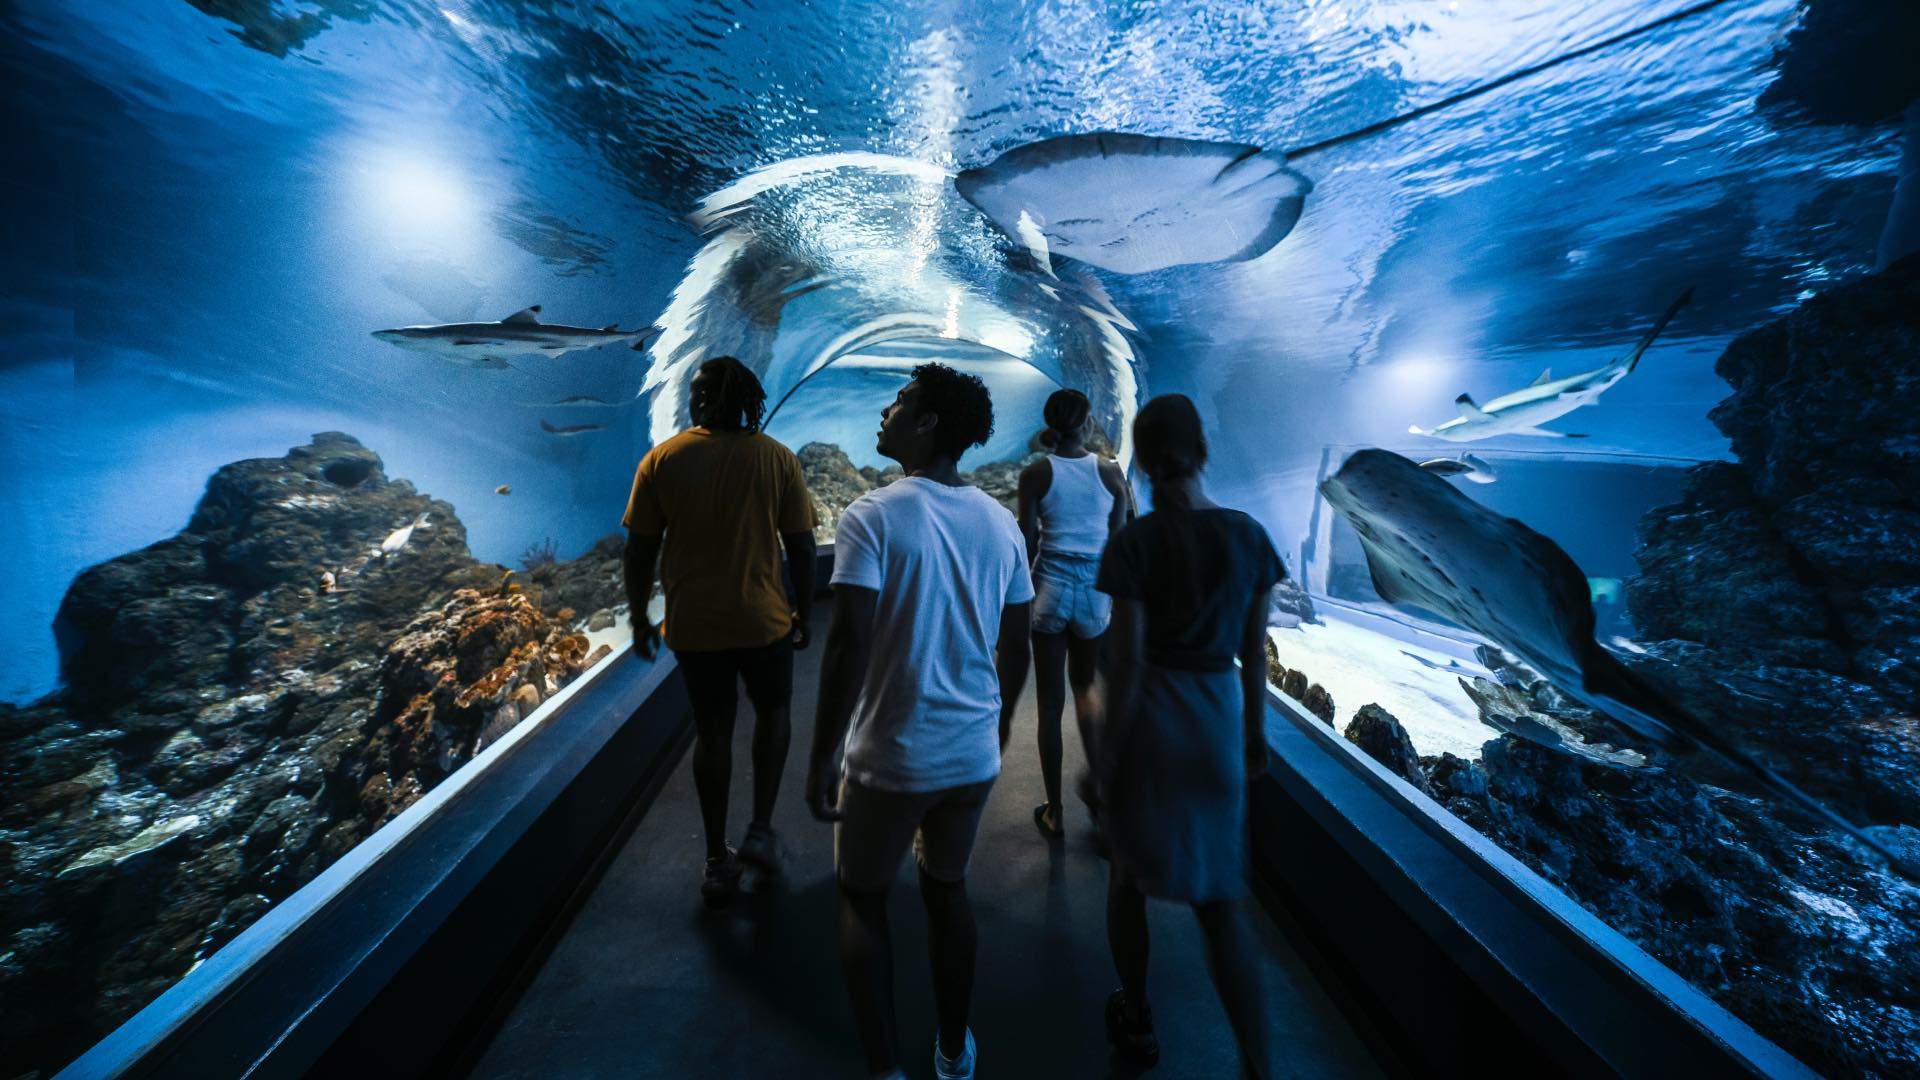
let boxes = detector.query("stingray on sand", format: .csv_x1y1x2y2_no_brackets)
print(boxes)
1321,448,1912,875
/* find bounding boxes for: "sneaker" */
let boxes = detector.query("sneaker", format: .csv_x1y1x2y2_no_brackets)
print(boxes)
701,846,742,907
1106,989,1160,1065
737,821,780,873
1033,803,1065,838
933,1028,976,1080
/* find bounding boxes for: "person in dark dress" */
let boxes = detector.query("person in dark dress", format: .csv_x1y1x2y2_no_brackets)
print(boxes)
1093,393,1281,1074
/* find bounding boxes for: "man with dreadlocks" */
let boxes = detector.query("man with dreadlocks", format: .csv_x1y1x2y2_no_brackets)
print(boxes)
624,356,817,906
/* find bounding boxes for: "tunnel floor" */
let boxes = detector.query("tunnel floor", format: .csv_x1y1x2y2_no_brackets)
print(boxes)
469,609,1379,1079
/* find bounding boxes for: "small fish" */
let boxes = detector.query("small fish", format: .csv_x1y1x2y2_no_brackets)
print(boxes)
495,484,512,495
319,570,337,594
380,512,429,556
1410,289,1693,441
535,394,618,408
372,305,654,368
541,420,604,436
1417,453,1498,484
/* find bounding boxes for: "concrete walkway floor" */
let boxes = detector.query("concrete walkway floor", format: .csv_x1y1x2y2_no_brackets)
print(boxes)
470,610,1381,1079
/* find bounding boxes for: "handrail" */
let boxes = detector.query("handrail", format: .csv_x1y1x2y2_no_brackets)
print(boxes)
1253,686,1812,1077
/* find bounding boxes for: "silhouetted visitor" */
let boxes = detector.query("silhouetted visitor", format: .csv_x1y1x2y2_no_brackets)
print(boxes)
1013,388,1130,840
623,356,817,906
1094,393,1281,1073
805,363,1032,1080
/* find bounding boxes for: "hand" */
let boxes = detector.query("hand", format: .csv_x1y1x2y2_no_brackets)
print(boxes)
805,756,843,822
789,613,810,651
631,616,662,661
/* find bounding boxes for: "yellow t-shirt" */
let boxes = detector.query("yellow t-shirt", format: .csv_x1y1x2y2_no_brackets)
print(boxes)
622,428,816,652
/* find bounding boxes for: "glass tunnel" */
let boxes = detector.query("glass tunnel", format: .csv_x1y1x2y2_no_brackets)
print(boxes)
2,1,1917,1076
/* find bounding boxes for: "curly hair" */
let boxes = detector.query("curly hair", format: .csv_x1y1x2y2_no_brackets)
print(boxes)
691,356,766,432
910,362,994,461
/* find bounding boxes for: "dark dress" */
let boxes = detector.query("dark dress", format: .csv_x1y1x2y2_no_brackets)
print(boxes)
1095,507,1285,902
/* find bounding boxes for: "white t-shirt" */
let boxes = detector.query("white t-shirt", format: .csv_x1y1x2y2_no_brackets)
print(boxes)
831,477,1035,793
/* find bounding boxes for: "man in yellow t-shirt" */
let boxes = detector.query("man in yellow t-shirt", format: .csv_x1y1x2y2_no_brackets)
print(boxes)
623,356,816,906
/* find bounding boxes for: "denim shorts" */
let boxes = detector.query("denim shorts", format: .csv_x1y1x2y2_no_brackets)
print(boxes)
1031,549,1111,638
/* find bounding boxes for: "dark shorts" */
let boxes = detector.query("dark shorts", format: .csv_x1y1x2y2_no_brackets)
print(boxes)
835,777,995,893
676,637,794,720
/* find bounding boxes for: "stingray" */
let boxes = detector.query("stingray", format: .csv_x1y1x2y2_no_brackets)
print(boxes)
955,132,1313,274
1321,448,1913,874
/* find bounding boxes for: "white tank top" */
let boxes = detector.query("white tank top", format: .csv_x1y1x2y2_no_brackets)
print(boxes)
1037,453,1114,556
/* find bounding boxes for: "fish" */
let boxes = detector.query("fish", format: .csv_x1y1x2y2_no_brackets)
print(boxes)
379,512,428,557
540,419,604,436
533,394,618,408
1409,288,1693,440
1417,453,1499,484
319,570,337,594
372,306,654,368
1320,447,1913,875
495,484,512,495
1588,577,1623,605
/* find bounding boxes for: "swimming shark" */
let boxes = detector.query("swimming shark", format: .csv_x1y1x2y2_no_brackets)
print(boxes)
1409,288,1693,441
1320,447,1914,876
372,306,654,369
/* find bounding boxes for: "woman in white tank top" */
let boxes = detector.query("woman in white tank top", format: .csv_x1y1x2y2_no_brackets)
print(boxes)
1015,389,1131,838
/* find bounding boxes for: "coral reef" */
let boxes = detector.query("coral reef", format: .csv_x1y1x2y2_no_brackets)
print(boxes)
0,434,621,1078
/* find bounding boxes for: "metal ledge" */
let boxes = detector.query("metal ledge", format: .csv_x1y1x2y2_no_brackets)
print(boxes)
1248,687,1811,1078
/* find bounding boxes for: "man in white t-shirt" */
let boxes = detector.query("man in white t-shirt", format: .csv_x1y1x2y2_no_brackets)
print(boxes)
806,363,1032,1080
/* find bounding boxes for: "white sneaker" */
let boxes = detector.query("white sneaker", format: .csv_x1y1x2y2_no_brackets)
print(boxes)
933,1028,976,1080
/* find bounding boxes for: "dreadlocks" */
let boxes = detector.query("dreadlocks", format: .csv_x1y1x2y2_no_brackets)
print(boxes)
690,356,767,432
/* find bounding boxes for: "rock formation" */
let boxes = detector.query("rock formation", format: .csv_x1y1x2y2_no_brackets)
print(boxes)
1419,257,1920,1076
799,441,1029,535
1342,704,1434,797
0,434,621,1078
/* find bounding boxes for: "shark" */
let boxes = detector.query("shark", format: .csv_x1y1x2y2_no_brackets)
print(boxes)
372,306,653,369
1320,448,1914,876
1410,288,1693,440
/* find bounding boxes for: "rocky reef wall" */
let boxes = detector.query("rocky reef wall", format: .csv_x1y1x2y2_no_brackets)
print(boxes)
1335,256,1920,1077
0,434,623,1078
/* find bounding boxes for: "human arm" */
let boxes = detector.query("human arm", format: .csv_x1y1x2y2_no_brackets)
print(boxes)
1238,587,1271,780
622,530,664,660
780,529,816,649
806,584,876,822
996,601,1032,750
1098,458,1134,534
1015,460,1049,565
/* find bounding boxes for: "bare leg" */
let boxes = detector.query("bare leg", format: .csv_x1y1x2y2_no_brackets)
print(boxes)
1066,633,1102,805
839,884,899,1075
690,694,738,861
920,868,977,1060
1032,631,1069,814
1194,900,1276,1079
747,702,790,827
